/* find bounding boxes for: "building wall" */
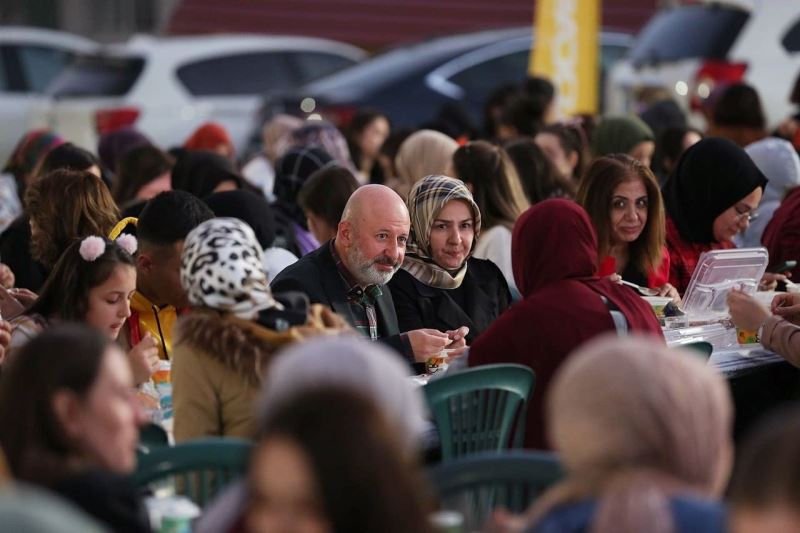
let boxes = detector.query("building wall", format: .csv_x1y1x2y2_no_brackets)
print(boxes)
166,0,658,49
0,0,180,42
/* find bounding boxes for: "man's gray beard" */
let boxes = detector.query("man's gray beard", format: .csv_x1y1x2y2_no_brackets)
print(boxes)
345,244,399,286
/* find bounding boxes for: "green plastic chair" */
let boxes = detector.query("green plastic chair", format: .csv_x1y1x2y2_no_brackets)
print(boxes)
424,364,535,460
133,437,253,507
428,450,562,531
682,341,713,359
138,423,169,451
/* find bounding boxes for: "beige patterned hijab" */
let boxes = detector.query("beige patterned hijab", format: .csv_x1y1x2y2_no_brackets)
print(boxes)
526,334,733,533
402,175,481,289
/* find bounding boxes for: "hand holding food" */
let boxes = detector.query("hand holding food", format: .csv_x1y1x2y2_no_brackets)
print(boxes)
129,333,160,385
407,328,450,362
771,292,800,325
727,289,770,331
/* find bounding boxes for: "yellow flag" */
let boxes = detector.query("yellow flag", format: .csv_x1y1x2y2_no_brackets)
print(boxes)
530,0,599,116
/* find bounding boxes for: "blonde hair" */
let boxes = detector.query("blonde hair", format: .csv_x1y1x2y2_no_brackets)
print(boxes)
393,130,458,200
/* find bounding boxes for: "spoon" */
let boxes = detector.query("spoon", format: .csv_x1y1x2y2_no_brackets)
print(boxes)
620,279,660,297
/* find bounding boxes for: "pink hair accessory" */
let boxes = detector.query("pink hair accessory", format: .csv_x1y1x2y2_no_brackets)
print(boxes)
115,233,138,255
79,236,106,262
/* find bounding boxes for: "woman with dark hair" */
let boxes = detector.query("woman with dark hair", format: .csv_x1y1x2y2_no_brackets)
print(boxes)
246,387,434,533
535,123,590,186
113,144,173,208
346,108,390,183
469,200,663,449
297,166,359,245
577,154,677,299
0,324,150,532
663,137,769,294
272,146,336,256
171,150,244,199
0,146,106,291
654,126,702,182
452,140,528,296
97,127,150,177
504,138,575,202
708,83,768,148
389,175,510,345
36,142,104,182
205,189,298,280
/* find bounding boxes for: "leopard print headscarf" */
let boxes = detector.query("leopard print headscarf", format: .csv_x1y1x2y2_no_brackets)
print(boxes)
181,218,282,319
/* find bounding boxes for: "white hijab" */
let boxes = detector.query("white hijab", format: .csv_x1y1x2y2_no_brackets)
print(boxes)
736,138,800,247
257,336,429,454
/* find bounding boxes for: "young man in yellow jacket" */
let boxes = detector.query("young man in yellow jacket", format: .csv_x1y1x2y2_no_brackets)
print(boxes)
117,191,214,376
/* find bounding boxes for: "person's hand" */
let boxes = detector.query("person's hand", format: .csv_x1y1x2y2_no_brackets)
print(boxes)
771,292,800,325
128,333,160,385
484,507,528,533
8,288,37,308
444,326,470,357
655,283,680,302
0,321,11,366
759,272,787,291
607,274,622,284
727,289,770,331
407,328,450,362
777,117,800,138
0,264,14,289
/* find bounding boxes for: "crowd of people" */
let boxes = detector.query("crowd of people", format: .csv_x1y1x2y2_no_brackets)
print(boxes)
0,73,799,532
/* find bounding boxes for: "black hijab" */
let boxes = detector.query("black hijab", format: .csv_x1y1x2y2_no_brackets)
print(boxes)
205,190,277,249
662,137,767,243
273,146,335,228
171,150,244,199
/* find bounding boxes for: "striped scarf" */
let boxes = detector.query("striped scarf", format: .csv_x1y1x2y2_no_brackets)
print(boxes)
402,175,481,289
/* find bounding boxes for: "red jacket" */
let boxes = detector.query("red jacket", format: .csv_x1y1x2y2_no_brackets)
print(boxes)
763,187,800,280
665,217,734,295
597,246,671,288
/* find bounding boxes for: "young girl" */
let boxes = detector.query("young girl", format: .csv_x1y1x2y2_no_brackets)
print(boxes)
9,234,159,383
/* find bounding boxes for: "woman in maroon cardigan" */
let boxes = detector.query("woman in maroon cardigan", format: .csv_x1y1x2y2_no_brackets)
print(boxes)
469,199,663,450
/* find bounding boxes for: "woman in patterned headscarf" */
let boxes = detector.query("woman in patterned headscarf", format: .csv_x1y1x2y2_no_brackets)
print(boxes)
387,175,511,345
171,217,350,442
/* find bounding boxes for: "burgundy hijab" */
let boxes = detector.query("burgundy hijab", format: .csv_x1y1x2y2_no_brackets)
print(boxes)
470,199,663,449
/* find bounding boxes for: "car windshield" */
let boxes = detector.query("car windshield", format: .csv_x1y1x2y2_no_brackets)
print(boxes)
630,5,749,67
47,54,144,97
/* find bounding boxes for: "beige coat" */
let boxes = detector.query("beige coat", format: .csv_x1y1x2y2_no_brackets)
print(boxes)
761,314,800,366
172,305,349,442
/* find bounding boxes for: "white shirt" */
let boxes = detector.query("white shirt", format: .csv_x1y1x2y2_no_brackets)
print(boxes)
473,224,518,297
